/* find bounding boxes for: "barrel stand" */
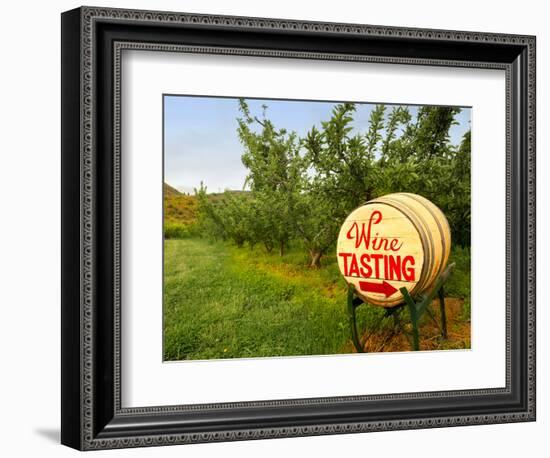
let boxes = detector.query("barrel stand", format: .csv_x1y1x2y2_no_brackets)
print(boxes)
347,263,455,352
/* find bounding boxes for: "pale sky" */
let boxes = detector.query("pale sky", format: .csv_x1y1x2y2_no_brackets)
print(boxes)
164,95,471,194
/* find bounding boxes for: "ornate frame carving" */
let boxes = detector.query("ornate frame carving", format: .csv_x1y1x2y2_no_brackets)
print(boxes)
61,6,536,450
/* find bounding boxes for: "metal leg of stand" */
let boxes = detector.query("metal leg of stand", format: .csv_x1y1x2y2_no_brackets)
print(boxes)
438,286,448,339
399,263,455,351
391,308,414,348
347,263,454,354
347,285,365,353
401,288,420,351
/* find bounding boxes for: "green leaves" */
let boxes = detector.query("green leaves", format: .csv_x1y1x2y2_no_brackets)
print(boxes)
196,100,471,268
365,104,386,157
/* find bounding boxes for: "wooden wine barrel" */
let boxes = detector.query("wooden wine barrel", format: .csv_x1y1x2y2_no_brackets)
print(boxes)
336,192,451,307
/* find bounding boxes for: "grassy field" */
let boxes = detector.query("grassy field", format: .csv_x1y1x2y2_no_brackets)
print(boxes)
163,238,471,361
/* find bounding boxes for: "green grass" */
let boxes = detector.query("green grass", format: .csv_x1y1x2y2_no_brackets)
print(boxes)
163,238,471,360
163,238,388,360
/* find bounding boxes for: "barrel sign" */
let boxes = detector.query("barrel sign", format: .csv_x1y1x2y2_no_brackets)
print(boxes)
337,193,451,307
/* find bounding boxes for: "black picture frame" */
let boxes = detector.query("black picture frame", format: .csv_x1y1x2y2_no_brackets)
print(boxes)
61,6,536,450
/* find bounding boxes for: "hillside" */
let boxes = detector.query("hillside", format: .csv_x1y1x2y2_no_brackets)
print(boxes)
164,183,198,225
163,182,182,197
164,184,251,226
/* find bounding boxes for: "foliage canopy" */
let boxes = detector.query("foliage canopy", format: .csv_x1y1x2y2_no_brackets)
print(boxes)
193,100,471,266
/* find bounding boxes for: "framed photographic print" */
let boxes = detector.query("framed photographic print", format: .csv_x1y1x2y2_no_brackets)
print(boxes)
61,6,536,450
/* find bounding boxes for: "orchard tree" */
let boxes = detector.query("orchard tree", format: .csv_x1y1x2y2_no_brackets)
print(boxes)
293,183,346,268
379,106,412,163
298,103,384,267
237,99,303,255
194,183,225,240
409,107,468,246
435,130,471,247
411,106,462,160
365,104,386,157
304,103,381,210
195,185,257,248
376,105,470,246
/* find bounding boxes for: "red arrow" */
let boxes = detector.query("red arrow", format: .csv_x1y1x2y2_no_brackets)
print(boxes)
358,280,398,297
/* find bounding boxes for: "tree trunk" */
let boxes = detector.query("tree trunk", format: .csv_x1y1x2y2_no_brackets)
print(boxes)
279,240,285,257
310,250,322,268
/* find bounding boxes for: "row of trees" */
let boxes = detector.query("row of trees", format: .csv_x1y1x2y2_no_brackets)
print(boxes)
196,99,470,267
